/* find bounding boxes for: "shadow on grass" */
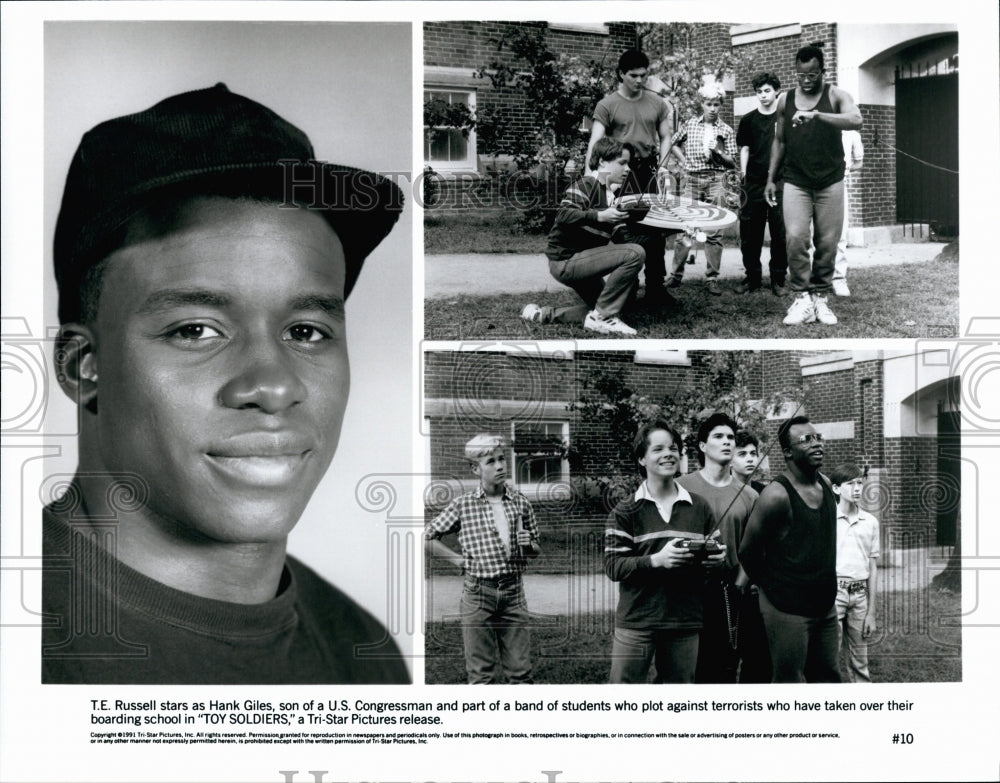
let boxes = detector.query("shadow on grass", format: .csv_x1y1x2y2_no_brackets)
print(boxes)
424,587,961,684
424,259,958,340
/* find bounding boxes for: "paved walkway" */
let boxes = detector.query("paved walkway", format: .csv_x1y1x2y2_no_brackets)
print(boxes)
424,548,949,621
426,243,945,299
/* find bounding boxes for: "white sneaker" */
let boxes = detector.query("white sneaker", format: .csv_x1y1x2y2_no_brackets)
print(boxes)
782,292,816,325
812,294,838,325
521,303,552,323
584,310,637,335
832,279,851,297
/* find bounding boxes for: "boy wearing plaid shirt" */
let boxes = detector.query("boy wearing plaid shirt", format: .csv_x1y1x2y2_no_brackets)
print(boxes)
830,463,880,682
426,435,541,683
665,82,738,295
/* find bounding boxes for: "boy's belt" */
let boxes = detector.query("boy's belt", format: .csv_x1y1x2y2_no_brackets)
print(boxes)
838,579,867,593
468,574,522,589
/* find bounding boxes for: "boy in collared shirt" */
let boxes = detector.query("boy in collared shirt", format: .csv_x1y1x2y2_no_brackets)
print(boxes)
665,82,738,296
830,463,880,682
605,419,724,683
426,435,541,683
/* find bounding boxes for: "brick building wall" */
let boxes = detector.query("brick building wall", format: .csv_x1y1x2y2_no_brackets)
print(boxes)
424,22,635,157
425,350,944,558
857,104,896,227
882,436,939,538
732,22,839,97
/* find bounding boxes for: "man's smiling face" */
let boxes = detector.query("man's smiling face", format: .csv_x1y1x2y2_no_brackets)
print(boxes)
83,196,349,544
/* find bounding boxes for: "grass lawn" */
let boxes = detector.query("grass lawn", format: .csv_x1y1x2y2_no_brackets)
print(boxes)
425,210,549,254
425,209,740,254
424,587,961,684
424,257,958,340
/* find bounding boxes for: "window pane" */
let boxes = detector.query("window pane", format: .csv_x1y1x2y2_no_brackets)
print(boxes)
513,421,565,484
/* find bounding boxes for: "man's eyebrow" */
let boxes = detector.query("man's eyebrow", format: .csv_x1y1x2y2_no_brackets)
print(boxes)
137,289,232,314
289,295,345,319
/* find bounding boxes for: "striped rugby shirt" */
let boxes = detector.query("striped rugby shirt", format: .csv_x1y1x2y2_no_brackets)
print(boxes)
604,482,716,629
545,175,627,262
426,484,539,578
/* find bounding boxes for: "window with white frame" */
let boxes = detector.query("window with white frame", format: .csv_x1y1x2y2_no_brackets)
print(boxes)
511,420,569,487
424,88,477,170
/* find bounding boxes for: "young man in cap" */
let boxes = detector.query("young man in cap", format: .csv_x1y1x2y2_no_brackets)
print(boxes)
739,416,840,682
43,84,409,684
765,44,863,326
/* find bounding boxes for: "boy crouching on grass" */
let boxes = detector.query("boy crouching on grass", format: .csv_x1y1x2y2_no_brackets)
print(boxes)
425,435,541,683
830,463,880,682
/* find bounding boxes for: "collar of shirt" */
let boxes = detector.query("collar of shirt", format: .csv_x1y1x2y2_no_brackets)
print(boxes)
474,484,511,500
837,507,872,526
634,481,693,523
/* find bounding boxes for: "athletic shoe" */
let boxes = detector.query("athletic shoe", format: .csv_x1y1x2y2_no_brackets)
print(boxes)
666,277,682,289
812,294,838,325
770,280,788,297
685,252,696,265
736,278,761,294
521,303,553,323
782,292,816,325
584,310,637,336
832,279,851,297
706,278,722,296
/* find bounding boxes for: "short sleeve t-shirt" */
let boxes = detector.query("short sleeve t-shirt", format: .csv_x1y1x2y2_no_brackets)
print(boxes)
593,91,669,160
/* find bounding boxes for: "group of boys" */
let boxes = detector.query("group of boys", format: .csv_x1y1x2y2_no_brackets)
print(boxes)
428,418,879,685
522,44,863,334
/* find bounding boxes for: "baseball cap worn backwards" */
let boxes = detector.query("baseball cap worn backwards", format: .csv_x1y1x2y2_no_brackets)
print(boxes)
54,83,403,323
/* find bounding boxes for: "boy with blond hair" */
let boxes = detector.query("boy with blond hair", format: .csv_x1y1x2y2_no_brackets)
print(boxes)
426,435,541,683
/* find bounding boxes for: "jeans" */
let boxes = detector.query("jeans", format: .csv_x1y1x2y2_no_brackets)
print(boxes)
669,170,724,281
758,589,841,683
548,243,643,323
835,583,872,682
614,222,671,291
609,627,699,684
739,181,787,285
782,180,844,294
459,576,533,684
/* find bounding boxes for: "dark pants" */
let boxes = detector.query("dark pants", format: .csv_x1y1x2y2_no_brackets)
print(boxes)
618,155,669,290
739,180,787,286
759,590,841,683
695,578,739,683
736,588,772,684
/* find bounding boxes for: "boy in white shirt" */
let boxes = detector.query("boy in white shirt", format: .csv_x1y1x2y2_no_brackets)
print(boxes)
830,463,880,682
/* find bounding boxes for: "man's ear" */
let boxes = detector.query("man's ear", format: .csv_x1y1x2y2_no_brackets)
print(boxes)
55,324,99,414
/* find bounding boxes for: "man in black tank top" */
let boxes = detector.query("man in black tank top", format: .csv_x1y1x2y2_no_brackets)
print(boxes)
738,416,841,682
764,45,862,328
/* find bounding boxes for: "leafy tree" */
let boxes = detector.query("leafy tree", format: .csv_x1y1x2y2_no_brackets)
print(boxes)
473,23,755,232
568,352,802,512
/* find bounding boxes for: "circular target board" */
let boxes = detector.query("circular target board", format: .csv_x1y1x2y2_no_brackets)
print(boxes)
634,196,737,231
